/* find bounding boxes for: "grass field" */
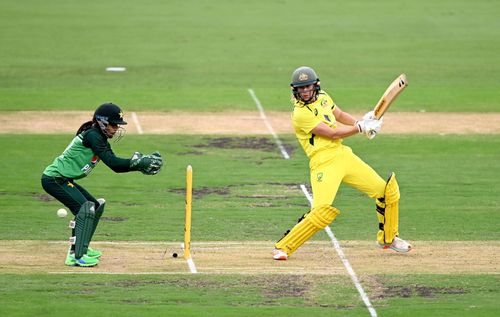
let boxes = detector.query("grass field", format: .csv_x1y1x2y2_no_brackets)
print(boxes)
1,0,499,112
1,134,499,242
1,1,499,316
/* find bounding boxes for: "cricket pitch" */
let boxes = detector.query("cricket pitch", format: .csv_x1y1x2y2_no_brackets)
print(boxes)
0,240,498,275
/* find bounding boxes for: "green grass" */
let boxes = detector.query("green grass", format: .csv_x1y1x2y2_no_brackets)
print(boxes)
0,274,498,317
374,274,500,317
0,134,499,243
1,0,499,111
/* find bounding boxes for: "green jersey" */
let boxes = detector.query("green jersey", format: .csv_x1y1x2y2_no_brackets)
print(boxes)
43,127,131,179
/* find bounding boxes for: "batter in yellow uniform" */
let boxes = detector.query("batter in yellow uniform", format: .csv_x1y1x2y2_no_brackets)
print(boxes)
272,66,412,260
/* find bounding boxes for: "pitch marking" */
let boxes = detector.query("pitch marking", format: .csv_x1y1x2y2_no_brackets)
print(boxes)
181,242,198,273
131,112,144,134
248,88,290,159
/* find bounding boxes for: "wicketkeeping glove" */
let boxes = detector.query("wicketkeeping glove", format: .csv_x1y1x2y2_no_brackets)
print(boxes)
130,151,163,175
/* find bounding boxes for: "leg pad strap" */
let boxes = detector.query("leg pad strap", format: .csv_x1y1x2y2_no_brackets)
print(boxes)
377,172,400,244
89,198,105,241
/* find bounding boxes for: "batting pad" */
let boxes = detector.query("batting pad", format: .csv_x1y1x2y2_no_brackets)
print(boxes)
74,201,96,258
376,172,400,245
89,198,105,242
275,205,339,256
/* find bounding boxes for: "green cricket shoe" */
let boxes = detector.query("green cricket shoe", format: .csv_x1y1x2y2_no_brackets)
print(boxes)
86,247,102,259
65,251,76,266
65,246,102,260
65,253,99,267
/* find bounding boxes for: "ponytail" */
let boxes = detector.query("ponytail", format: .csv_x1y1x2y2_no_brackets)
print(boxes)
76,120,94,135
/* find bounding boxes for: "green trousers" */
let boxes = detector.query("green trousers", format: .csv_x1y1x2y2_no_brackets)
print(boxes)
41,174,98,216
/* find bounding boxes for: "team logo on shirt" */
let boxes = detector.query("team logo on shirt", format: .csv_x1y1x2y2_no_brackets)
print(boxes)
81,156,100,175
316,172,324,182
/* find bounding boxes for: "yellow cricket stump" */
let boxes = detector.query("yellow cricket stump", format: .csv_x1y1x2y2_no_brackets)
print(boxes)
184,165,193,259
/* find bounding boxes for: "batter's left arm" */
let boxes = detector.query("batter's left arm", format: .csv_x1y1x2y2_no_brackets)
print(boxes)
333,106,357,126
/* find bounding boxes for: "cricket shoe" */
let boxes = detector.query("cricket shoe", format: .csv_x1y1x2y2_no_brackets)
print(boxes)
66,246,102,259
272,248,288,260
377,236,412,253
65,253,99,267
86,247,102,259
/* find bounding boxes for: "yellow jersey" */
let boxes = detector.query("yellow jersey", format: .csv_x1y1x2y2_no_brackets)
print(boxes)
292,90,343,159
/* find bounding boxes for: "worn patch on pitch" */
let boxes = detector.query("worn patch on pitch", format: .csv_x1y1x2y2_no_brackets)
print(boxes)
168,187,230,198
177,150,205,156
378,285,467,298
168,183,309,208
30,192,55,202
193,137,295,155
366,275,468,299
101,216,128,222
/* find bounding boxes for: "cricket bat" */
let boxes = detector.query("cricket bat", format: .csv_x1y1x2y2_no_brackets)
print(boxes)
373,74,408,119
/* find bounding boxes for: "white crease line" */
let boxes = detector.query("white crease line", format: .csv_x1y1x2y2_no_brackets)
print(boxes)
299,184,313,202
46,240,348,247
48,271,340,276
50,271,193,275
181,242,198,273
325,227,378,317
46,240,279,247
131,112,144,134
48,241,169,246
301,185,378,317
186,258,197,273
247,88,290,159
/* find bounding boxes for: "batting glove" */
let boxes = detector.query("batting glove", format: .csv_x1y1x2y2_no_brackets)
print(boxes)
362,110,376,121
356,118,383,139
364,118,383,139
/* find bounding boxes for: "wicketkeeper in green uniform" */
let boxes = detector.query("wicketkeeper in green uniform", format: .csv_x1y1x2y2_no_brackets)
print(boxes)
41,103,163,267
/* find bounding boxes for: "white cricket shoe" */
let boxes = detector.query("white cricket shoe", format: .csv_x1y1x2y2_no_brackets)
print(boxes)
272,248,288,260
378,236,412,253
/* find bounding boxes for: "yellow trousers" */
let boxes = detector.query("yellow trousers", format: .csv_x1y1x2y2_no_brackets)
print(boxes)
310,145,386,208
275,145,394,256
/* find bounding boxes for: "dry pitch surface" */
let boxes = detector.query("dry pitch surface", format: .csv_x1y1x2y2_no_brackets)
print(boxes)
0,240,498,275
1,111,500,134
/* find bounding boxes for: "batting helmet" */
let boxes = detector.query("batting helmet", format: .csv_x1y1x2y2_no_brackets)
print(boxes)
290,66,321,103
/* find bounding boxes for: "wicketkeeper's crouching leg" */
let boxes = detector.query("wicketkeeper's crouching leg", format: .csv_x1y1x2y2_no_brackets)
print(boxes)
66,201,103,267
273,205,340,260
74,201,96,259
376,172,412,252
82,198,105,259
69,199,105,252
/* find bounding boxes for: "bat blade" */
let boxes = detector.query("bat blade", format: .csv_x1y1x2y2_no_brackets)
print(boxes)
373,74,408,119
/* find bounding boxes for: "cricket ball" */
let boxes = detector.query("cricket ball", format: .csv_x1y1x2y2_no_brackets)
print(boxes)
57,208,68,218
